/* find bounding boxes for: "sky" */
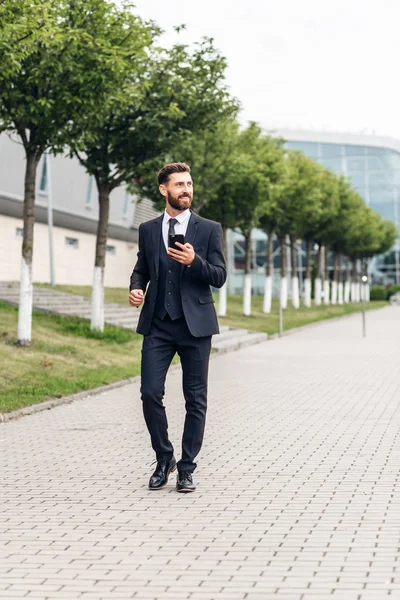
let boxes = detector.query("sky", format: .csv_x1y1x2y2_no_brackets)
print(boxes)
132,0,400,140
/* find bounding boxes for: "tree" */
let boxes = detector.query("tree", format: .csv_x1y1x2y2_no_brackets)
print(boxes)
323,178,364,304
258,189,279,314
274,151,324,309
73,29,237,330
0,0,134,344
220,124,284,316
310,168,340,306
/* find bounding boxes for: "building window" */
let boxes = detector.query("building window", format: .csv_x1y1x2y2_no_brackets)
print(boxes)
106,245,116,255
16,227,23,238
85,175,94,207
39,155,48,192
65,237,79,249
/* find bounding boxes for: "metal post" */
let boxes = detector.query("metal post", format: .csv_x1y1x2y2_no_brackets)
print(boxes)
279,295,283,337
46,152,55,286
362,275,367,337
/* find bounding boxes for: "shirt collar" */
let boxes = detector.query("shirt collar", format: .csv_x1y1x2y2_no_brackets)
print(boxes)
164,208,191,224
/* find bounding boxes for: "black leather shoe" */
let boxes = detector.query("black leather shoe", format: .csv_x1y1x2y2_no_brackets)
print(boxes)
149,457,177,490
176,470,196,493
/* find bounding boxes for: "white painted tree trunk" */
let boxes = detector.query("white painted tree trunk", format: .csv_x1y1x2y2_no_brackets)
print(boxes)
263,275,272,313
280,277,288,310
344,281,351,303
356,283,361,302
366,285,370,302
17,257,33,345
337,282,344,305
304,278,311,308
243,274,252,316
352,282,360,302
331,281,337,304
218,281,227,317
91,266,105,331
291,277,300,309
315,278,322,306
323,280,330,305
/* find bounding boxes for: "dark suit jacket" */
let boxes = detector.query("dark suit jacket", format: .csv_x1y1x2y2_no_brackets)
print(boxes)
130,212,226,337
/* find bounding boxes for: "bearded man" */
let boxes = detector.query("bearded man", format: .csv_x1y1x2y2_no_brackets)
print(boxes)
129,162,226,493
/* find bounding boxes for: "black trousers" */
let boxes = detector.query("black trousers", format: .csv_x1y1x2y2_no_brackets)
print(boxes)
140,315,212,473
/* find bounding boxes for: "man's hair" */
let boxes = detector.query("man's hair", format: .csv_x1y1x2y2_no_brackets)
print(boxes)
157,162,191,185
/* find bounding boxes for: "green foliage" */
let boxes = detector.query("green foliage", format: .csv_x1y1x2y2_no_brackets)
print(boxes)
0,0,135,153
369,285,388,301
0,304,138,343
387,284,400,299
45,314,137,343
74,30,238,194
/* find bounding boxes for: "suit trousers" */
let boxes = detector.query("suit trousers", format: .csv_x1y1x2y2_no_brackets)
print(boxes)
140,315,212,473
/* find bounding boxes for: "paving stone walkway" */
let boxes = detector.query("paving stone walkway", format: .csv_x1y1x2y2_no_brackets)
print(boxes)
1,306,399,600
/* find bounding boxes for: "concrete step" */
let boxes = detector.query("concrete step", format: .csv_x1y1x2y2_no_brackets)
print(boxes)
212,328,250,343
212,331,267,353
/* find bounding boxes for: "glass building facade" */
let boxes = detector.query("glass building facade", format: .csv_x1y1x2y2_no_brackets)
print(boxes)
285,138,400,286
228,131,400,294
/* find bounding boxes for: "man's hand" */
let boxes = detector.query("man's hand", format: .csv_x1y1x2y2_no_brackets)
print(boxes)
129,289,144,307
168,242,195,266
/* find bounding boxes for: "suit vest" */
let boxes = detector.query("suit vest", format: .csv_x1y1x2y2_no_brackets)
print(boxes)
154,234,184,321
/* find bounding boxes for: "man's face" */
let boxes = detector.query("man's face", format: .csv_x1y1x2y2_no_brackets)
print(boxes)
160,171,193,211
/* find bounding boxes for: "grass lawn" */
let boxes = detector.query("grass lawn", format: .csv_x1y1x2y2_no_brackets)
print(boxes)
3,286,387,414
35,283,387,335
0,300,143,414
218,295,388,335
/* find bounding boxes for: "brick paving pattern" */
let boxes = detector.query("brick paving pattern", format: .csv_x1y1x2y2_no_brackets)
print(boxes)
1,306,399,600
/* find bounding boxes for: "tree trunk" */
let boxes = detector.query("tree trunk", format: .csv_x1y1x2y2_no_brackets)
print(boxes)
243,230,252,316
304,238,312,308
218,227,228,317
323,246,330,305
337,254,344,304
290,235,299,309
331,253,338,304
344,257,351,303
315,244,322,306
280,234,287,310
17,151,40,346
263,233,273,313
91,182,110,331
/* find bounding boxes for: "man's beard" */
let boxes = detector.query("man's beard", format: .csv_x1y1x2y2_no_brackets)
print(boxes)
167,191,193,211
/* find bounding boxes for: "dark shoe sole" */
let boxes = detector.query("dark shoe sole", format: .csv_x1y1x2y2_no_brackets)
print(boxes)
176,484,195,493
148,463,177,490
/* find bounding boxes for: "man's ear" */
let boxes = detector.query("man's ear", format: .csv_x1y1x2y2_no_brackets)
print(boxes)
159,184,167,197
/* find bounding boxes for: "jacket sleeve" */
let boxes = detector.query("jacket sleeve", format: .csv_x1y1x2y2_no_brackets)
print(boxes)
188,223,227,289
129,224,150,291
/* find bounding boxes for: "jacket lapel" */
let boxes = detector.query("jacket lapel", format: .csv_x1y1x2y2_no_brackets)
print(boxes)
152,215,163,277
181,212,198,278
185,212,198,246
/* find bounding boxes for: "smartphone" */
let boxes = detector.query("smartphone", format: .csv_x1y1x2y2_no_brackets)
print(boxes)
168,234,185,251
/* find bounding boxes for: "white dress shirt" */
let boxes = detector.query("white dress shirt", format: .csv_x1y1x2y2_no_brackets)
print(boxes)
162,208,191,250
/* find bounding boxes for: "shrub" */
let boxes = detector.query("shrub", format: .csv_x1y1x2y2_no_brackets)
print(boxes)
386,284,400,299
369,285,388,301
